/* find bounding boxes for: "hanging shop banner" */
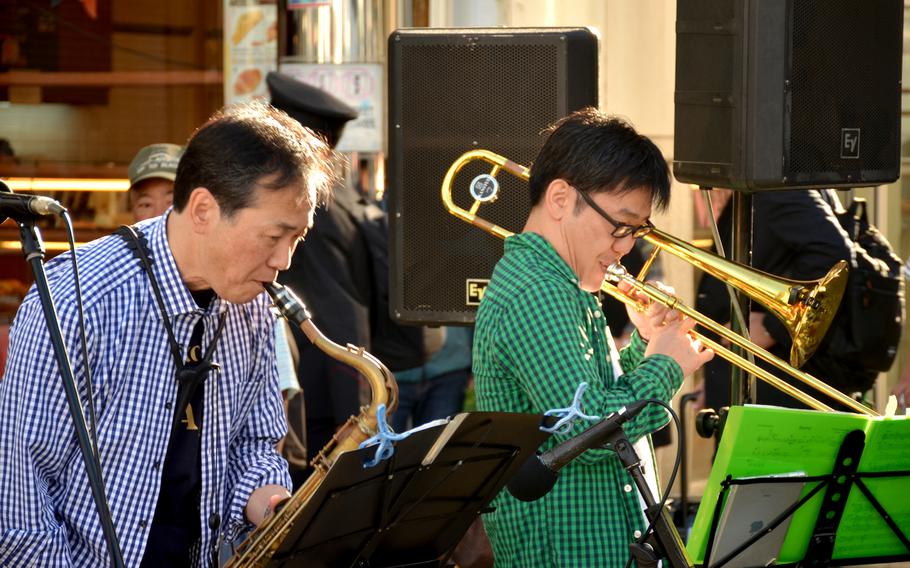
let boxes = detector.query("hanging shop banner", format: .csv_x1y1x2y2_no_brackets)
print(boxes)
224,0,278,105
279,63,384,153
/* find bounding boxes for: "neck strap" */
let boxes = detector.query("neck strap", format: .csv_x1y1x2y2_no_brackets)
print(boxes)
115,225,227,372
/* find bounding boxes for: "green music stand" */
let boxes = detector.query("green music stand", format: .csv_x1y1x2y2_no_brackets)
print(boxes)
687,405,910,567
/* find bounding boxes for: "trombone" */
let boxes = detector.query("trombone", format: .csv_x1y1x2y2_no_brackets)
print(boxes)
441,149,877,417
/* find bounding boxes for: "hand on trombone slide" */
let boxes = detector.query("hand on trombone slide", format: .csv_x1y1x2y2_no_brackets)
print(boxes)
618,279,674,340
618,279,715,377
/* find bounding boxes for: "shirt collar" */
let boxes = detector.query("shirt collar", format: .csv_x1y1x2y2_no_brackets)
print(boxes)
505,232,583,288
142,211,225,319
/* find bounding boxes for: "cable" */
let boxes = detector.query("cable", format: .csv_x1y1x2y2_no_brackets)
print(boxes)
63,211,100,456
60,211,124,566
624,398,683,568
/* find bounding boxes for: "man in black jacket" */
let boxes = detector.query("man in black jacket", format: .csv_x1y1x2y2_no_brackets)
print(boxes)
696,189,854,411
268,72,423,487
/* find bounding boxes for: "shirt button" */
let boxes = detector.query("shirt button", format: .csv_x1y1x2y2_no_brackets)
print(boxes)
633,530,642,539
138,520,147,529
164,401,173,410
624,484,633,493
593,311,602,318
153,460,161,471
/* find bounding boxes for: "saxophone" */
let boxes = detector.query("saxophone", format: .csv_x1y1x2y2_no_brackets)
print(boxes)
225,282,399,567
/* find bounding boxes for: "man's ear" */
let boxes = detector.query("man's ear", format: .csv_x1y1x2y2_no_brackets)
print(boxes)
543,179,574,221
185,187,220,234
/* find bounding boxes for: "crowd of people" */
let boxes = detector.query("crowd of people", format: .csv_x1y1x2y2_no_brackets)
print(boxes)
0,72,906,567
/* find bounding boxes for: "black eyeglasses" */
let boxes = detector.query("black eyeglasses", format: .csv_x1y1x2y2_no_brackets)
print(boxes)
574,188,654,239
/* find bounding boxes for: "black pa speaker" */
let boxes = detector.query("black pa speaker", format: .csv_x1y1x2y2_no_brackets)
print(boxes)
388,28,598,325
673,0,903,190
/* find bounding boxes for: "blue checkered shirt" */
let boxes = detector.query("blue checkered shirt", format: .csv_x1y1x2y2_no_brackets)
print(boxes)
0,213,291,567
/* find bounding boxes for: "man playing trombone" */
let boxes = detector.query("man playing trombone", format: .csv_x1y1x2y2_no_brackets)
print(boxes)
473,108,714,567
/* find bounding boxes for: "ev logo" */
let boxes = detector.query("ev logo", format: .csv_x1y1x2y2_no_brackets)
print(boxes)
841,128,860,159
466,279,489,306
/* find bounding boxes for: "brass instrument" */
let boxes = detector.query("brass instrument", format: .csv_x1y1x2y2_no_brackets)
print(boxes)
226,282,399,567
442,149,877,417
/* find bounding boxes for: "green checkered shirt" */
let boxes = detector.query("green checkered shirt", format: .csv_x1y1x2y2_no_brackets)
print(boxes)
474,232,684,567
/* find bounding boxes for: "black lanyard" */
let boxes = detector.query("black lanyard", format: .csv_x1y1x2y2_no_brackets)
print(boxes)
116,225,227,432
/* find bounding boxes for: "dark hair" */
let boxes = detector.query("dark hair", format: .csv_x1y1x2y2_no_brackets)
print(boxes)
528,108,670,212
0,138,14,157
173,101,339,217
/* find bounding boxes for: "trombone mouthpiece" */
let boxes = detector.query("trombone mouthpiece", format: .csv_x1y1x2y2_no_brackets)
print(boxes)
605,263,628,283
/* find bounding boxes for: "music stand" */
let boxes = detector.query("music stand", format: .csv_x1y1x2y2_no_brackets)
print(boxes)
688,405,910,567
265,411,549,568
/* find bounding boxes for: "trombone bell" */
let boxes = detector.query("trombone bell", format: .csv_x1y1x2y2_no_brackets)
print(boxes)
790,261,849,368
643,229,849,369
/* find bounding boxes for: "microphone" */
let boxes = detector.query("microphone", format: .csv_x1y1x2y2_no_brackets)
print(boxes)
507,400,650,502
0,181,66,223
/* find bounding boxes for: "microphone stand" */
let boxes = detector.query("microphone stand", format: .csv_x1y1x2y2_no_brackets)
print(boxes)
605,426,693,568
18,219,125,567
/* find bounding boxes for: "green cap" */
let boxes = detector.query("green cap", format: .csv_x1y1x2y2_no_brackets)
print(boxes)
128,143,184,188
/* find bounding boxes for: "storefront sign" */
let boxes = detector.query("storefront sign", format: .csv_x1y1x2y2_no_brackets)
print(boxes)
279,63,383,153
223,0,278,105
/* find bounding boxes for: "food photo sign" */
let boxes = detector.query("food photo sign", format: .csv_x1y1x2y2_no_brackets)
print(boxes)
224,0,278,104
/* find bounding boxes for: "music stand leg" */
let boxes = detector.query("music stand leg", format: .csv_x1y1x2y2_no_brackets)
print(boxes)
606,428,693,568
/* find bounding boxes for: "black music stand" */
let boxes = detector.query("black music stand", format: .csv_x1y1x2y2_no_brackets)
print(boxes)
266,411,549,567
700,429,910,568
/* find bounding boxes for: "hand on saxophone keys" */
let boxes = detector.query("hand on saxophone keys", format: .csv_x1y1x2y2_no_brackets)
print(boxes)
245,485,292,527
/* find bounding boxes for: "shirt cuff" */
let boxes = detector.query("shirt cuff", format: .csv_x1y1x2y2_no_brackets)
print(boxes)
629,353,685,400
630,328,648,348
226,462,293,539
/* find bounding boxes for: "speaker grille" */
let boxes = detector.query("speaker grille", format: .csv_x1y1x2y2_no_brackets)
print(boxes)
390,30,598,324
787,1,902,180
674,0,901,189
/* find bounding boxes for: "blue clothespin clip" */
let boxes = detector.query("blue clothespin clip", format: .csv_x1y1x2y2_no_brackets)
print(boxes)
540,382,601,435
358,404,411,468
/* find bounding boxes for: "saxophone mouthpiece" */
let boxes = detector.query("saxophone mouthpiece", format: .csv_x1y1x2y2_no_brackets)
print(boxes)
263,281,283,301
264,282,311,326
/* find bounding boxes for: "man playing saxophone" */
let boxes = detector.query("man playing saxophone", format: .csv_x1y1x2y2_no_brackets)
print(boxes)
474,108,714,567
0,101,336,566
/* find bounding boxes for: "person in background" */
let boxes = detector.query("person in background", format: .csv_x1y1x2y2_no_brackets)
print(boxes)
0,101,335,565
695,189,857,413
894,350,910,412
0,138,15,164
268,71,425,487
474,108,713,566
391,326,472,432
128,143,182,222
891,258,910,412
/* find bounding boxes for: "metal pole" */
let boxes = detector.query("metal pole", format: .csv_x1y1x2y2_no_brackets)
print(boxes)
729,191,754,406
